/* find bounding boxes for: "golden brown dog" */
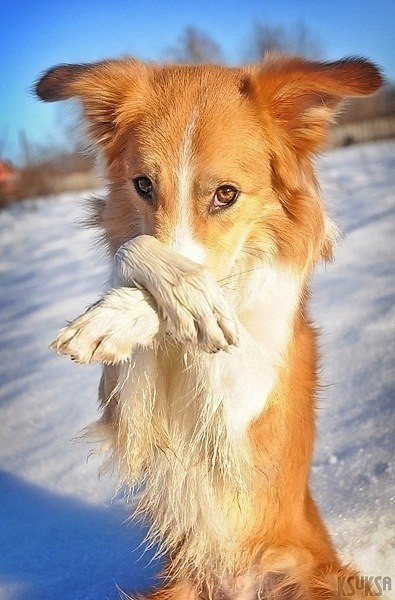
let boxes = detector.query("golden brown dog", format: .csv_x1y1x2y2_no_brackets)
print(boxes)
36,54,382,599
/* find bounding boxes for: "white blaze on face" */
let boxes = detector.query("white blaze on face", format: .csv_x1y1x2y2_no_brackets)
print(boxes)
172,112,207,265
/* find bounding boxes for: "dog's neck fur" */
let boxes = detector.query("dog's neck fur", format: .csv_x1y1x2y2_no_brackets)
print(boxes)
100,261,303,585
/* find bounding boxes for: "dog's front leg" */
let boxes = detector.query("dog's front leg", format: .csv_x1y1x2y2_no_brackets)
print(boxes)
51,285,162,364
51,235,239,364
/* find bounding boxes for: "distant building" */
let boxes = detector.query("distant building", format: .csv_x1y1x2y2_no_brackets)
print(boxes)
0,161,20,199
330,84,395,147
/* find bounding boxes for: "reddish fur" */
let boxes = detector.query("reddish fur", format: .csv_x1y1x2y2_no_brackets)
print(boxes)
36,55,382,599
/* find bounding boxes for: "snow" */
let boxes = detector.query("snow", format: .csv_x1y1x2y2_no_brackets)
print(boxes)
0,141,394,599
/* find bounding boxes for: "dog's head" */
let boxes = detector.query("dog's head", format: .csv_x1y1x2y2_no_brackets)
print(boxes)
36,56,381,279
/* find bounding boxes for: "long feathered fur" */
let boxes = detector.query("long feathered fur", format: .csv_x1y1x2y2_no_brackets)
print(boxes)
37,54,383,598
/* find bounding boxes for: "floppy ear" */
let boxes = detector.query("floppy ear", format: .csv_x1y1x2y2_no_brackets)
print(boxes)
244,55,383,156
35,59,148,161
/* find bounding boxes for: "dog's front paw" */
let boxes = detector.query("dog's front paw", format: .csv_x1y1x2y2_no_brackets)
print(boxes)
163,268,240,353
50,287,160,364
116,237,240,353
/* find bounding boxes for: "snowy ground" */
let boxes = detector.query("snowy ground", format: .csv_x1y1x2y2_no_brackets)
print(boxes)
0,141,394,599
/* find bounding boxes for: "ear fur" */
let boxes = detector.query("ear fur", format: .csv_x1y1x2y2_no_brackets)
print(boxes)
244,55,383,155
35,58,148,161
35,63,96,102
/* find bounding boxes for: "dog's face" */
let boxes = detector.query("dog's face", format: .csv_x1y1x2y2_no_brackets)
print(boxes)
122,66,274,277
36,57,381,279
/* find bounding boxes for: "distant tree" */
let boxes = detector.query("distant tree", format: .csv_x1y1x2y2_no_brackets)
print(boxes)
245,21,324,62
166,26,224,65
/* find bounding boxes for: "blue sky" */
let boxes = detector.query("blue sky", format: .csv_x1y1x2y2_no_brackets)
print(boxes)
1,0,394,162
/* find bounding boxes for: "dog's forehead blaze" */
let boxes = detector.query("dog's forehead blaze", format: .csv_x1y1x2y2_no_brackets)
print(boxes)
125,69,269,188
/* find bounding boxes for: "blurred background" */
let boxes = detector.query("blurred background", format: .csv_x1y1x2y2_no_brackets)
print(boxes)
0,2,393,600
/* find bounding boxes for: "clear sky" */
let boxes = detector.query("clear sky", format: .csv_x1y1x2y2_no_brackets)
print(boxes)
1,0,394,162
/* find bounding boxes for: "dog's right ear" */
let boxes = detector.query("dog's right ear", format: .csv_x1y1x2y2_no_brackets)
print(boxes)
35,58,148,160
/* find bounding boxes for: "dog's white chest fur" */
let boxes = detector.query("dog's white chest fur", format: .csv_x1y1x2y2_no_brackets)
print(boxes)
109,253,301,581
220,266,301,437
116,263,300,448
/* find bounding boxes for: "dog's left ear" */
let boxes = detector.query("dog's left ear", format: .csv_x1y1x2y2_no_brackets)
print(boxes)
243,55,383,156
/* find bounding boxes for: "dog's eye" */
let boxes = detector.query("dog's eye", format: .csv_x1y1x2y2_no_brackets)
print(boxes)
133,176,153,199
212,185,239,210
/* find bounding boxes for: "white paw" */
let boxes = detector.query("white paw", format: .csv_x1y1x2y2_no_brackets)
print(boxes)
163,268,240,353
116,236,240,353
50,287,160,364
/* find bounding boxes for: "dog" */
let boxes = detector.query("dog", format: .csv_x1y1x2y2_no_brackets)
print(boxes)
36,54,382,599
